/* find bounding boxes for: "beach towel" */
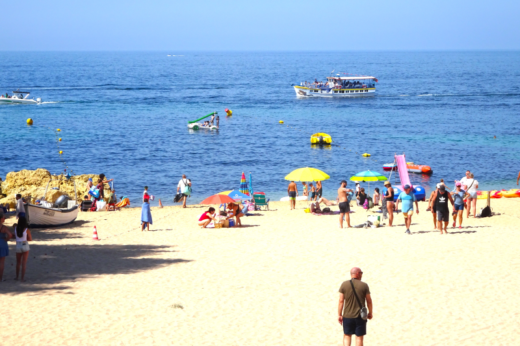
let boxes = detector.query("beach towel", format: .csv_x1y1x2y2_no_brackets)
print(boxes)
141,202,153,224
116,197,130,208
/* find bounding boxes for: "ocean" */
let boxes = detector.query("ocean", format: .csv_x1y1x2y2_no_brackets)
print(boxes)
1,51,519,205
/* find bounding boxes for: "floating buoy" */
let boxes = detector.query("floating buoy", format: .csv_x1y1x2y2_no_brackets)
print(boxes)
225,108,233,116
59,151,63,155
59,138,62,141
279,120,284,124
26,118,33,125
57,129,61,132
362,153,371,157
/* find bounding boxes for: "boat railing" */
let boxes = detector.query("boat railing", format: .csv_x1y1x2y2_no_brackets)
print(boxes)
300,83,375,89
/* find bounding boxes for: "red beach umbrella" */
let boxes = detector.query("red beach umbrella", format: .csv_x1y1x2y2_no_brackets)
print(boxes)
200,194,235,205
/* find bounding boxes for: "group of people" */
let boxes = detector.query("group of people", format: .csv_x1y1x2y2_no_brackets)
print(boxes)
82,173,117,212
198,201,245,228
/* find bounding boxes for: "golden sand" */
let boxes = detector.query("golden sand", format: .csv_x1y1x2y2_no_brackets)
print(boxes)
1,198,519,345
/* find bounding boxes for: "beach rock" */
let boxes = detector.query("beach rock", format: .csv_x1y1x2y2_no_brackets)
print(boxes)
0,169,110,208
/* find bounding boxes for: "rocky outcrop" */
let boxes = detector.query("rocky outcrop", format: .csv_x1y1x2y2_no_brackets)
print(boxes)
0,169,109,208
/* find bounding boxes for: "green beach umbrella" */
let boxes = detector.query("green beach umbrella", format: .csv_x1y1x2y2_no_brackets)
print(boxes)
350,170,388,192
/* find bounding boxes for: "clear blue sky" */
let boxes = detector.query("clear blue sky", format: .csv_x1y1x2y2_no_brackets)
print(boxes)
3,0,519,51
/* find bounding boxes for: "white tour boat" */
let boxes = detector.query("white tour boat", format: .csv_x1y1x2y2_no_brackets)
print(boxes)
0,90,42,104
294,75,378,98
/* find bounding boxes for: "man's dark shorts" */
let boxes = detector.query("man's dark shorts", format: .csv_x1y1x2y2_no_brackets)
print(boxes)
339,202,350,213
343,317,367,336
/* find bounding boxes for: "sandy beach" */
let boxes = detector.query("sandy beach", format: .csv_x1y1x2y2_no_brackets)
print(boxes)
1,198,520,345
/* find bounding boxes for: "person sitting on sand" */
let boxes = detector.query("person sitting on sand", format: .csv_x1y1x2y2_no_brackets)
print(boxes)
356,188,367,206
227,203,244,227
198,207,217,228
141,198,153,231
80,195,92,212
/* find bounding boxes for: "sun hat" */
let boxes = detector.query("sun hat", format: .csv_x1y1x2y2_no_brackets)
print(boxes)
384,181,391,186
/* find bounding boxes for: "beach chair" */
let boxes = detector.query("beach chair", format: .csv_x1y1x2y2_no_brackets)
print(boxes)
253,194,269,210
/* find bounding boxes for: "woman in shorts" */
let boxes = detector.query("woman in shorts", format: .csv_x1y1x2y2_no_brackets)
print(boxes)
13,216,32,282
465,173,479,218
451,182,465,228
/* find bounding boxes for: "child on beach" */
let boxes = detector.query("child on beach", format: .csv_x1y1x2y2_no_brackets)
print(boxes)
309,183,316,201
141,198,153,231
13,216,32,282
143,186,149,202
0,211,13,282
198,207,217,228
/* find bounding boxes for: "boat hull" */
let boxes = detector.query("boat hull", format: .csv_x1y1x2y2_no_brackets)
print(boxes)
188,123,218,130
383,163,432,175
294,86,375,98
25,204,79,227
0,98,40,104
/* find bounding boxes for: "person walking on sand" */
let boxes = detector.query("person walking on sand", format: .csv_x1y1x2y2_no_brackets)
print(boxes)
177,175,192,208
395,184,419,234
316,181,323,199
337,181,354,228
287,181,298,210
427,184,441,230
435,185,454,234
13,216,32,282
465,173,478,218
338,267,373,346
383,181,395,226
141,198,153,231
451,182,466,228
0,211,13,282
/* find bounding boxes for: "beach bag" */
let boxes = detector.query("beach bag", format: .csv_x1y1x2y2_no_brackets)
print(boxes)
363,199,369,210
173,193,183,203
96,200,106,211
350,280,368,320
181,179,192,196
478,205,492,218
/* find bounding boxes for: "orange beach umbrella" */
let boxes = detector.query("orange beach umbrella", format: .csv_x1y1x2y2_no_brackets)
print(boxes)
200,194,235,205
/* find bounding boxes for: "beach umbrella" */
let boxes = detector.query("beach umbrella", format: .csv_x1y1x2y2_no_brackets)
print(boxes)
350,170,388,192
218,190,251,201
284,167,330,182
239,172,249,195
200,194,235,205
249,172,253,195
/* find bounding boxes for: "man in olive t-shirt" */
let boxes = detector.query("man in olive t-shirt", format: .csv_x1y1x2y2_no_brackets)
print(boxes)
338,267,373,346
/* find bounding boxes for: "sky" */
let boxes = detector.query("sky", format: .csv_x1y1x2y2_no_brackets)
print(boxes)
2,0,519,51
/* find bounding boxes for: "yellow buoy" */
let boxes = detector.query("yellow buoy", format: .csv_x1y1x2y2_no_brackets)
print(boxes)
59,151,63,155
26,118,33,125
362,153,371,157
57,129,61,132
279,120,284,124
59,138,62,141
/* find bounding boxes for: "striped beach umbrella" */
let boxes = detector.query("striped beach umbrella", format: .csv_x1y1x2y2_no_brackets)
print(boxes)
239,172,249,195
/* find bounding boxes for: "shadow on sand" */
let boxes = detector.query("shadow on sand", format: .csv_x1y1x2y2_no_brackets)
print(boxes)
0,244,191,294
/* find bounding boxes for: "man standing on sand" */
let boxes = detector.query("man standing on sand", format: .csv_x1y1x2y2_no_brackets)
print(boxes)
435,185,455,234
177,175,192,208
338,267,373,346
337,181,353,228
316,180,323,199
287,181,298,210
395,184,419,235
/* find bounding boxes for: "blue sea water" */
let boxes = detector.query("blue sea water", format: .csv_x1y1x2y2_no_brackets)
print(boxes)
1,51,519,205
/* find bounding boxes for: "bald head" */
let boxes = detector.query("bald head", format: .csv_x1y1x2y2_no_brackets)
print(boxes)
182,174,186,178
350,267,363,279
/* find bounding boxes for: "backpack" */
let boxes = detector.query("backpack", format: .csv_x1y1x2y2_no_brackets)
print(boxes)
478,205,492,218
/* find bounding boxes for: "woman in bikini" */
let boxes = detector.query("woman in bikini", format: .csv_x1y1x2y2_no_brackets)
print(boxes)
384,181,395,226
227,203,244,227
302,182,308,197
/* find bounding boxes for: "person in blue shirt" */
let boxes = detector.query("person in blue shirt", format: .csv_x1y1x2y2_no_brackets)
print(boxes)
395,184,419,234
450,182,466,229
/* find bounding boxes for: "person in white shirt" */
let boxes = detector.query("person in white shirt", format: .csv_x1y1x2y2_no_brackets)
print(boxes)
464,173,479,218
177,175,192,208
457,170,471,191
15,194,25,218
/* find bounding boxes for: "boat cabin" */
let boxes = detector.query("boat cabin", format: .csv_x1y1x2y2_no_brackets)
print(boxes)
12,91,31,99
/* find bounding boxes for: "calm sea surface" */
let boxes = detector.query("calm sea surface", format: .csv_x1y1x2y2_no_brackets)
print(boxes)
1,51,519,205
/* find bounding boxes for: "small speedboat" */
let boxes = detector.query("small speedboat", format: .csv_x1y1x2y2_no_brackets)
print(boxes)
0,90,42,104
24,177,79,227
310,133,332,145
383,162,432,175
